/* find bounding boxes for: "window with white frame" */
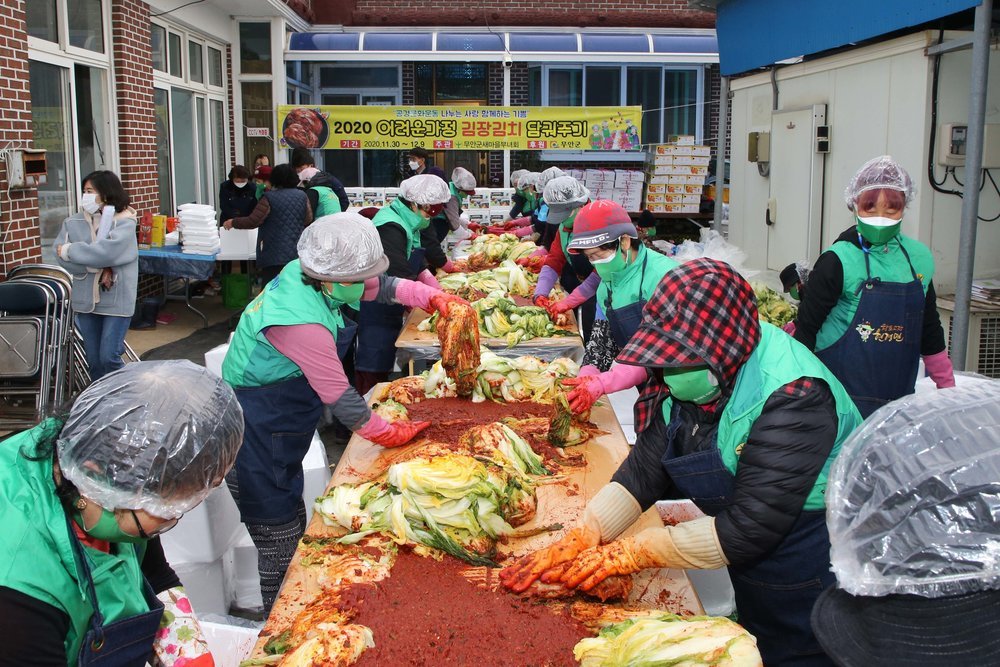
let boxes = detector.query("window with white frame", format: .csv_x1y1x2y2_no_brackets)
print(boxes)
151,19,229,214
528,64,704,145
26,0,113,259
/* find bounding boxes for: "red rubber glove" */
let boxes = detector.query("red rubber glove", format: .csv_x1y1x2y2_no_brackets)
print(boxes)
562,375,606,414
441,260,458,274
546,298,574,321
429,292,471,318
468,222,482,232
486,225,507,235
357,414,432,448
532,294,552,310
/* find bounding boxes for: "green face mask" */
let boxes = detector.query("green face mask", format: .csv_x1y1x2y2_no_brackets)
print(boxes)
591,245,628,280
561,209,578,230
789,285,801,300
323,282,365,306
856,215,901,245
255,182,266,199
76,508,146,544
662,366,721,404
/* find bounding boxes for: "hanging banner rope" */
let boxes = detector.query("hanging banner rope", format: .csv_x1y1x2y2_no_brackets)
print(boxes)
277,105,642,151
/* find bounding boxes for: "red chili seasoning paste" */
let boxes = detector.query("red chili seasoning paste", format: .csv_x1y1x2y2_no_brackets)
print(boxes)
406,397,551,443
339,550,588,666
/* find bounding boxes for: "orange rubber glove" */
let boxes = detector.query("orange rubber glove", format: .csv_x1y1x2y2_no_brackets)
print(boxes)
558,519,727,592
498,524,601,593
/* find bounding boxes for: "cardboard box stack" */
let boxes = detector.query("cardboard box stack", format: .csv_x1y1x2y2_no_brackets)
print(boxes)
645,136,711,213
582,168,645,212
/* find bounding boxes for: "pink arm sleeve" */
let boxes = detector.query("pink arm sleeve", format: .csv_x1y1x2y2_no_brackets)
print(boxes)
394,278,438,311
417,269,441,289
600,363,648,394
513,225,535,238
264,324,352,404
362,276,380,302
563,272,600,307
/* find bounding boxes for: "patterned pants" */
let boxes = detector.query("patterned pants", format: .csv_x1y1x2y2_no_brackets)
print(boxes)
228,474,308,613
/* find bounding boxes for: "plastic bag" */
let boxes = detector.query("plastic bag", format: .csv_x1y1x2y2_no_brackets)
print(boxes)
827,379,1000,598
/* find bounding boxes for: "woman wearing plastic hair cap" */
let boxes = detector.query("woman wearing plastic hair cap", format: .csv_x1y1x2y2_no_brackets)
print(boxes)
429,166,478,245
790,155,955,417
812,379,1000,666
222,212,468,612
532,175,598,340
356,174,458,395
0,360,243,666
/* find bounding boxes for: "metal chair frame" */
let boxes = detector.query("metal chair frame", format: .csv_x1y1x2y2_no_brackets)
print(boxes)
0,280,58,425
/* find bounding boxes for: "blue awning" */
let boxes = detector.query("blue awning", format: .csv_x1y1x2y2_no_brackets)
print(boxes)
713,0,982,75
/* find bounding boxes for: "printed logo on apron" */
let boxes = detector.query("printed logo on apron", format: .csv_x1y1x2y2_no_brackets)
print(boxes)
855,321,905,343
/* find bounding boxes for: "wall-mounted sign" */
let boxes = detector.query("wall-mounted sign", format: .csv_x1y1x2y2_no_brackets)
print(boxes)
276,105,643,151
246,127,271,137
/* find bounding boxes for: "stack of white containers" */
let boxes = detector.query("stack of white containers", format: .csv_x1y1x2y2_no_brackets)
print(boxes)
177,203,221,255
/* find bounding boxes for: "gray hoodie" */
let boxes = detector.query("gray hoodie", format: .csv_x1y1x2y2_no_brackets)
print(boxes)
54,208,139,317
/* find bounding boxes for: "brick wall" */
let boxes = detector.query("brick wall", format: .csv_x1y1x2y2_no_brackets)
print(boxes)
323,1,714,27
0,1,39,277
112,0,158,219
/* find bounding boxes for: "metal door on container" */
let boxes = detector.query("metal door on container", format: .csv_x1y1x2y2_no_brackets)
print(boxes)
765,105,826,271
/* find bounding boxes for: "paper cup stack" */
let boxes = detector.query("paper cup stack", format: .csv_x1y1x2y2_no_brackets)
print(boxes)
178,203,221,255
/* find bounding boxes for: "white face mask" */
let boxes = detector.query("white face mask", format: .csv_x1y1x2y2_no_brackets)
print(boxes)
408,160,421,171
81,192,101,214
233,180,248,189
298,166,319,183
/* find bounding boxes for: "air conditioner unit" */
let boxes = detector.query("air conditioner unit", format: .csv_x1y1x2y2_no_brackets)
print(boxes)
937,296,1000,378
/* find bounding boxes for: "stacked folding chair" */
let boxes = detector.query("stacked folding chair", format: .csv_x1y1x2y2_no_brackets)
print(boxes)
1,264,140,429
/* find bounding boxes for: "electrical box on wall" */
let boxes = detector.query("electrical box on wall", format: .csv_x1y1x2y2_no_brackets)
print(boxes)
5,148,48,188
747,131,771,162
938,123,1000,168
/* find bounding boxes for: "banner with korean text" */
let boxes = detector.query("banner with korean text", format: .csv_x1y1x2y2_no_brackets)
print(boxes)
277,105,642,151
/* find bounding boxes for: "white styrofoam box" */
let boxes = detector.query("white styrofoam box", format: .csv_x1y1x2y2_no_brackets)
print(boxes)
178,203,216,213
173,553,235,616
231,531,264,610
162,485,245,564
608,387,638,426
467,210,490,225
204,343,227,377
468,190,492,209
200,622,259,667
302,431,332,524
490,189,514,207
164,231,180,246
219,228,256,256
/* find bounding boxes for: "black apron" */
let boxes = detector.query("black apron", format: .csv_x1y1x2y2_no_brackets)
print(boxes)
67,520,164,667
603,253,649,349
815,242,924,418
337,312,358,360
230,375,323,523
355,247,426,373
658,402,835,666
558,228,597,343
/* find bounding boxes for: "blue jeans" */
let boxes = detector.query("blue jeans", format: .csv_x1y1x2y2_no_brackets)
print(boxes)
75,313,130,381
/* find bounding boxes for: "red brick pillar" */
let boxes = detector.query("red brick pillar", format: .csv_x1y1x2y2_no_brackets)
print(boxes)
111,0,158,218
0,1,41,277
